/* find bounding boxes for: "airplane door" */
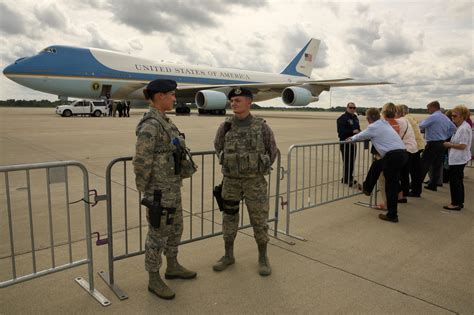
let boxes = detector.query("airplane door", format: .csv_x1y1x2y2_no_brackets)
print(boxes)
100,85,112,98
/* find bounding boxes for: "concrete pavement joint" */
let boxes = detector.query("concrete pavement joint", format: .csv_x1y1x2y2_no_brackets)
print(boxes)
267,238,460,314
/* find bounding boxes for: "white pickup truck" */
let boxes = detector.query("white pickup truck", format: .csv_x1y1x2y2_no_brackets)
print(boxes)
55,100,108,117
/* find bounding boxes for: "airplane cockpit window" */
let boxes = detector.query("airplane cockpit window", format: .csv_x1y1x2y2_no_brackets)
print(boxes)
40,48,57,54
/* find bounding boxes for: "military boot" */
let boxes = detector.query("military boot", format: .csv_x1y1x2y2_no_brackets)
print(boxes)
258,243,271,276
148,271,175,300
212,242,235,272
165,256,197,279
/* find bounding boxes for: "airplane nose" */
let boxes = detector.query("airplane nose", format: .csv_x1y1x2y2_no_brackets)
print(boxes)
3,57,28,79
3,63,16,77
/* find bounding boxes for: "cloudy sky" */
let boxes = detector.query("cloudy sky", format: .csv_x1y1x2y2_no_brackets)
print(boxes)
0,0,472,109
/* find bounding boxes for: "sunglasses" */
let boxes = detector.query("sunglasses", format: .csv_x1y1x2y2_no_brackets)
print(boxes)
451,114,458,118
348,106,356,109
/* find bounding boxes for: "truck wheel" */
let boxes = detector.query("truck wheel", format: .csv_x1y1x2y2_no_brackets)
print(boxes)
93,110,101,117
62,110,72,117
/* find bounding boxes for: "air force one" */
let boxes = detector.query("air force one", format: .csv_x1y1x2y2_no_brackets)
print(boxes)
3,38,389,114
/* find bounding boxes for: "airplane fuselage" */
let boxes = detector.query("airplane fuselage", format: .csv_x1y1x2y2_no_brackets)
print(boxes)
3,45,309,102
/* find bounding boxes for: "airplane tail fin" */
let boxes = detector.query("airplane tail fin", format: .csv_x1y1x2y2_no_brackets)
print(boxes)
280,38,320,78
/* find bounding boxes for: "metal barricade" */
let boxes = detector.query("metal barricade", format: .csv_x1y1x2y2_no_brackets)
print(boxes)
284,140,373,235
98,150,282,300
466,158,473,168
0,161,110,306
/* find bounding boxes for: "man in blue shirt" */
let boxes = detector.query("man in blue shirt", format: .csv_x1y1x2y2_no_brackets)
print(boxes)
348,108,408,223
410,101,456,195
336,102,360,186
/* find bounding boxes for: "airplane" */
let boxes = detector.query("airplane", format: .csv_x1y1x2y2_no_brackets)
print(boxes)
3,38,390,115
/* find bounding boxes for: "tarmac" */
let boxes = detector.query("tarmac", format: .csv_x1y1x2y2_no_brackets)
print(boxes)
0,107,472,314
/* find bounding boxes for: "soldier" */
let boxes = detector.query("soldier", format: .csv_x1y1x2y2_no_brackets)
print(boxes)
133,79,197,300
213,87,278,276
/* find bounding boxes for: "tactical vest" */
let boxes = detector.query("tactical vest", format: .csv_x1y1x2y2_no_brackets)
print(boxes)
136,111,190,186
221,116,271,178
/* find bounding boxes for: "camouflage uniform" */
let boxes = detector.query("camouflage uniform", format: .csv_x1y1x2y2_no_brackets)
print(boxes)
133,107,185,273
214,114,278,245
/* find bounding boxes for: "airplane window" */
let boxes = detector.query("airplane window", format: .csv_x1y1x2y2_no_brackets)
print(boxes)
40,48,57,54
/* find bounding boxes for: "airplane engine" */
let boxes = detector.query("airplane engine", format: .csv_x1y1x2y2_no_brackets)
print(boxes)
282,87,319,106
195,90,228,110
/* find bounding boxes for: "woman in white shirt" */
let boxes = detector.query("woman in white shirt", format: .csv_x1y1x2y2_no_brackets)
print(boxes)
442,105,472,210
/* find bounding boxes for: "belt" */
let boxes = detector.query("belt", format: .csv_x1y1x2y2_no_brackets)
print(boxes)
386,149,406,155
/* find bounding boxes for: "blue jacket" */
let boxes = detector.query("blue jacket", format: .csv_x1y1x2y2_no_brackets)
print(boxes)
337,112,360,141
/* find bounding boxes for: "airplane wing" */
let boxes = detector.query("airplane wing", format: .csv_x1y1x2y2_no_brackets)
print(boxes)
176,79,391,98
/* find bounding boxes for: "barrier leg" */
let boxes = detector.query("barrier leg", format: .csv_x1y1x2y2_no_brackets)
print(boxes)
75,166,111,306
98,161,128,300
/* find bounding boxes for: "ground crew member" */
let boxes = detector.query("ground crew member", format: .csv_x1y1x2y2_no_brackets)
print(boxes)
213,87,278,276
133,79,197,300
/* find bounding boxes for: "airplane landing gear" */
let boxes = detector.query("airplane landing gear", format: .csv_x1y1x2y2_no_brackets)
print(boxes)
198,109,226,115
175,103,191,115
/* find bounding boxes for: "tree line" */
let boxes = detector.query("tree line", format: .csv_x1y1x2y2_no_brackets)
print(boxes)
1,99,469,114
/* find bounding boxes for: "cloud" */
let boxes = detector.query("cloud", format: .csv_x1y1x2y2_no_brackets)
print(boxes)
0,38,38,64
345,9,424,67
73,0,108,9
0,0,470,108
128,38,143,51
108,0,267,34
165,33,274,73
84,24,118,51
280,27,310,65
0,3,27,35
314,41,329,69
33,3,69,29
166,36,217,66
355,2,370,15
321,0,340,16
230,0,267,7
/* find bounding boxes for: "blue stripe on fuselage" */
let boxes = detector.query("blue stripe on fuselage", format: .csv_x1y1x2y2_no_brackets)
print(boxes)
7,45,259,86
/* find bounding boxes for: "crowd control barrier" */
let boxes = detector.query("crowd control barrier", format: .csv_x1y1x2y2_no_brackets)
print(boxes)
98,150,282,300
283,140,373,235
0,161,110,306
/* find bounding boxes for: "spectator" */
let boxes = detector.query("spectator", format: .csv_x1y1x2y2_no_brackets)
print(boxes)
112,100,117,117
411,101,456,195
442,105,472,210
395,105,418,202
124,100,130,117
425,108,450,187
105,93,113,117
117,101,124,117
347,107,408,223
336,102,360,186
398,104,425,196
375,103,402,209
